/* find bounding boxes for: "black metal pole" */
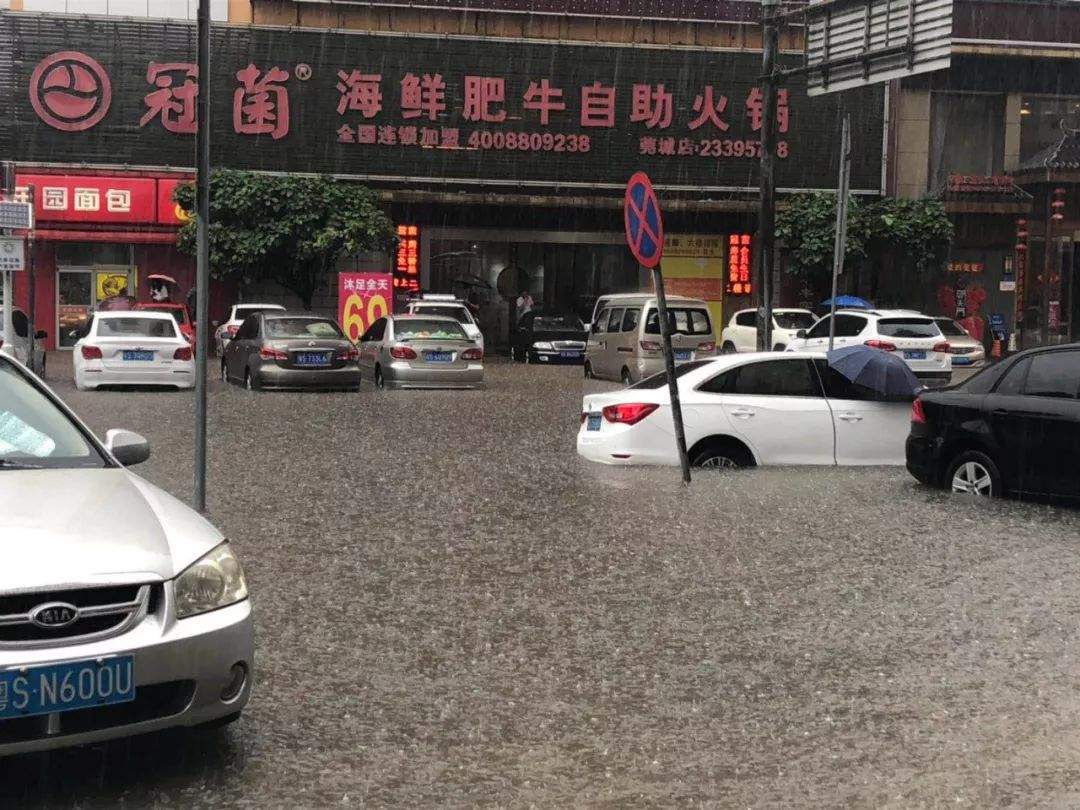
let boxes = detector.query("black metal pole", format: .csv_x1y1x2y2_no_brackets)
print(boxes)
652,264,692,484
27,185,36,375
194,0,211,512
757,0,779,352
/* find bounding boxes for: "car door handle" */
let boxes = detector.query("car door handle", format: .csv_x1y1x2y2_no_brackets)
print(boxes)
730,408,755,418
837,413,863,422
992,409,1010,416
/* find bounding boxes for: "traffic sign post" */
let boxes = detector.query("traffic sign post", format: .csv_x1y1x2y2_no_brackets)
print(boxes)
623,172,691,484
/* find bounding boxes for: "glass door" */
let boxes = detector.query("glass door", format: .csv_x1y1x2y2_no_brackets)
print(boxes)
57,271,93,349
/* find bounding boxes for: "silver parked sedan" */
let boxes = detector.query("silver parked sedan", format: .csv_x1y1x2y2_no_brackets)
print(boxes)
0,355,252,755
222,312,361,391
358,314,484,389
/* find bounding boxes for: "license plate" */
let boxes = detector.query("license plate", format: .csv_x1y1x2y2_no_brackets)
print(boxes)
952,356,972,365
560,351,581,359
425,351,453,363
587,413,602,431
903,350,926,360
122,350,154,361
295,352,330,367
675,350,691,361
0,656,134,720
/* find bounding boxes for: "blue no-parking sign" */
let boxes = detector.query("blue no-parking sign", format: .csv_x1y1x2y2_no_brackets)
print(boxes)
624,172,665,268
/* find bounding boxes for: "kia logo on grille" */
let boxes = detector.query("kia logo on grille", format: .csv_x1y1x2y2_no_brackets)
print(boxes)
28,602,80,629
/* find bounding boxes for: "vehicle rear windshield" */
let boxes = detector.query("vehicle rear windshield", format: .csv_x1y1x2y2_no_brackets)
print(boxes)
140,306,187,325
774,312,815,330
876,318,940,338
644,308,712,335
96,317,177,338
935,319,969,337
235,306,281,320
415,305,473,324
265,319,344,339
533,315,584,331
395,319,469,340
630,360,714,389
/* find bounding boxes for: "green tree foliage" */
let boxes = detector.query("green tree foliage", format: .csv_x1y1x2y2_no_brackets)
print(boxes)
776,192,953,288
174,170,396,309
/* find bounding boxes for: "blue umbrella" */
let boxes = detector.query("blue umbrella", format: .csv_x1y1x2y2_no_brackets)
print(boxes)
820,295,873,309
826,345,922,399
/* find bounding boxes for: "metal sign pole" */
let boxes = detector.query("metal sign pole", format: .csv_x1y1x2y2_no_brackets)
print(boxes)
652,264,692,484
193,0,211,512
26,185,36,375
1,162,13,359
828,115,852,352
757,0,779,352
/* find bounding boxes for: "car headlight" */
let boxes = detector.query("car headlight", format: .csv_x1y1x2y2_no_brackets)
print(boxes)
175,542,248,619
532,341,553,350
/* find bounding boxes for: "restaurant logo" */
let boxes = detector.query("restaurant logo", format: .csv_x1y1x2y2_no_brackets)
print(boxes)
29,51,112,132
28,601,80,629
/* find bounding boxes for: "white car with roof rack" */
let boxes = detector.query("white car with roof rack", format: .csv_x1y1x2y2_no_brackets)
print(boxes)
404,294,483,350
784,308,953,386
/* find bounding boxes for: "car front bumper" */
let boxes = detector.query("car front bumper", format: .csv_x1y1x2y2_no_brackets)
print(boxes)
0,597,253,756
529,349,584,364
384,362,484,389
255,363,361,390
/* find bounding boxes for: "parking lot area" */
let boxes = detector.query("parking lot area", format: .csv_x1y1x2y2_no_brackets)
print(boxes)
5,354,1080,806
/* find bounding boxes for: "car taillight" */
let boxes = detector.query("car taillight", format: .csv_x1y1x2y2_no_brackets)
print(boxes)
864,339,896,351
390,345,417,360
173,346,193,361
80,345,102,360
461,348,483,361
602,402,659,425
639,340,662,352
932,341,951,354
911,398,927,424
335,347,360,361
259,346,288,360
226,325,240,337
697,341,716,353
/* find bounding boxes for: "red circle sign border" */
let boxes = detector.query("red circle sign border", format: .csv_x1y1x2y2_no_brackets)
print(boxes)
29,50,113,133
623,171,665,269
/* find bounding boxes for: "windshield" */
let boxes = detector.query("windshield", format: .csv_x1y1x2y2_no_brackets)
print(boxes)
95,317,178,338
774,312,816,330
532,315,584,331
235,306,282,321
265,319,344,339
644,308,712,335
139,306,188,325
876,318,941,338
935,319,969,338
414,305,473,324
630,360,714,389
394,319,469,340
0,361,105,469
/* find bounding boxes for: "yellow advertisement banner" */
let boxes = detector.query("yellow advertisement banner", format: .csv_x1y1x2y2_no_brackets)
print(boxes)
657,234,725,338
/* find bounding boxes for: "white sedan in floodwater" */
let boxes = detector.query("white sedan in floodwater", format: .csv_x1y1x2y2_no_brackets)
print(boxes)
578,352,912,468
73,311,194,391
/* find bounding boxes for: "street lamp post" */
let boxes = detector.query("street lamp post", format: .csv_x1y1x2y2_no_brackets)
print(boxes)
193,0,211,512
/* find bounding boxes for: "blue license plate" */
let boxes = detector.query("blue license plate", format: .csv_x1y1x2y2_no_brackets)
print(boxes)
122,350,154,361
587,413,602,431
903,350,926,360
560,351,581,359
425,351,453,363
952,356,972,365
0,656,134,720
296,352,330,367
675,350,691,361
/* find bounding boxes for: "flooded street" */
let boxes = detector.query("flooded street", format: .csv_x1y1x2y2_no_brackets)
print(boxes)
4,356,1080,806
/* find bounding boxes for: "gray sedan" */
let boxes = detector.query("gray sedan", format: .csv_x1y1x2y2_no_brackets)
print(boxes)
221,313,361,391
358,314,484,389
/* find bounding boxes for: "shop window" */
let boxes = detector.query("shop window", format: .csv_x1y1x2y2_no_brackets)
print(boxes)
55,242,130,267
929,93,1005,191
1020,97,1080,164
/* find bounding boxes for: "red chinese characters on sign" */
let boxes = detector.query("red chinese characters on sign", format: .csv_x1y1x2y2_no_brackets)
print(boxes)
393,225,420,294
522,80,565,125
463,76,507,123
630,84,673,130
580,82,616,128
140,62,198,134
688,86,729,132
401,73,446,121
337,71,383,118
726,233,752,295
233,64,290,139
746,87,789,133
17,174,156,224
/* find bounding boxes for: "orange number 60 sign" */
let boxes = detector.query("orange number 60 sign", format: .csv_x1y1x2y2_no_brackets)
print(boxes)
343,292,390,341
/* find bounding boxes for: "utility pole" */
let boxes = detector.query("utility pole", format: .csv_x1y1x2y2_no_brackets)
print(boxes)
193,0,211,512
26,185,36,375
1,161,14,363
827,115,852,352
756,0,780,352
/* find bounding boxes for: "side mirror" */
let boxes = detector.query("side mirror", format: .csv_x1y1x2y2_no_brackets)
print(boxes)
34,330,48,340
104,429,151,466
795,329,807,339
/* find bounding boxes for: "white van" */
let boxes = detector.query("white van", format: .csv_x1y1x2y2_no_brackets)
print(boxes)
585,294,716,385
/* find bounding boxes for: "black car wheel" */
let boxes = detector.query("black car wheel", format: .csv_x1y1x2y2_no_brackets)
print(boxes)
946,451,1001,497
691,440,754,470
220,361,229,383
244,368,257,391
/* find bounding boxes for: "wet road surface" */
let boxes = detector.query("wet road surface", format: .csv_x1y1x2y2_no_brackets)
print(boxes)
5,354,1080,807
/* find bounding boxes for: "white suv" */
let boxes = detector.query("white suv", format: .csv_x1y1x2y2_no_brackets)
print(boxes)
404,294,483,350
786,309,953,385
720,308,817,353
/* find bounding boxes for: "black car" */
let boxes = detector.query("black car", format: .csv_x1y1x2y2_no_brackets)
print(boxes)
906,344,1080,499
512,311,588,364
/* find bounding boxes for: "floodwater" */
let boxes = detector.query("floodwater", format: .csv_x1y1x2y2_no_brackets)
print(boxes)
4,355,1080,807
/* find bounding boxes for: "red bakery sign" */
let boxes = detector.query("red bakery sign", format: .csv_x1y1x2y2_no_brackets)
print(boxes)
13,174,190,225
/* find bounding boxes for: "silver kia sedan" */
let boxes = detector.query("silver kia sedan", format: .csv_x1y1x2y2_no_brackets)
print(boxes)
0,355,253,755
358,314,484,389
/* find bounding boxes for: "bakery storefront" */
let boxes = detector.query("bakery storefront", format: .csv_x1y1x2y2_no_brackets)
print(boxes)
1,12,885,347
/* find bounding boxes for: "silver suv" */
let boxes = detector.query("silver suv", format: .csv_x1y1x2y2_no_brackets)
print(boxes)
0,356,253,755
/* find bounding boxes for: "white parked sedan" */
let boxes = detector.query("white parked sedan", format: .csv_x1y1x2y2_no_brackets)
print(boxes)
215,303,286,355
578,353,911,468
720,308,817,353
0,355,252,755
74,311,194,391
